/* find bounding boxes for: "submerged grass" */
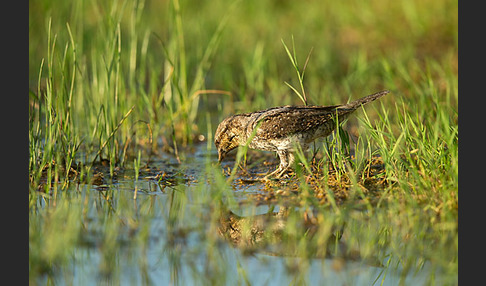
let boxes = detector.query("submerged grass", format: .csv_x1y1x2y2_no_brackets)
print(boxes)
29,0,457,284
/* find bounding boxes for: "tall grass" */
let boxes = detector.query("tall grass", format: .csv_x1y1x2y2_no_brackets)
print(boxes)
29,0,237,190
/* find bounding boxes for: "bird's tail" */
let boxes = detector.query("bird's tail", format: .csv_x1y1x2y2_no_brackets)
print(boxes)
341,90,390,110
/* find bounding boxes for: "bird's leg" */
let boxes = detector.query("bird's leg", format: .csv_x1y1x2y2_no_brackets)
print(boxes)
265,150,286,178
264,150,295,179
275,151,295,178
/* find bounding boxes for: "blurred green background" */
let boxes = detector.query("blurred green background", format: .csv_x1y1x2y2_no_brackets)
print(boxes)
29,0,457,109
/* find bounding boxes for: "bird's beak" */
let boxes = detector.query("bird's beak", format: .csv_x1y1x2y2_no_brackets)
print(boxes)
218,150,225,163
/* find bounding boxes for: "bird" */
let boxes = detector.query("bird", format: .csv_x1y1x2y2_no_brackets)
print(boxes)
214,90,389,178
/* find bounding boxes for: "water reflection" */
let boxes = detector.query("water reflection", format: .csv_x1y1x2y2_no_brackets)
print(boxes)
216,202,382,268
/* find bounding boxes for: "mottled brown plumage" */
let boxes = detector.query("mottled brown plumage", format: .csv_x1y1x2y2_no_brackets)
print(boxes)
215,90,389,178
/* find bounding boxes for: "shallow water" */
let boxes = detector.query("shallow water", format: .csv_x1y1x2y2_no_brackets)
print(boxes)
31,143,449,285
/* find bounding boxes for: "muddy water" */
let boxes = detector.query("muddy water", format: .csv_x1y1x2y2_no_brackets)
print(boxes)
33,143,439,285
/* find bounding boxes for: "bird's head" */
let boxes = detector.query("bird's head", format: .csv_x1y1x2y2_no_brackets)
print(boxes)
214,116,244,162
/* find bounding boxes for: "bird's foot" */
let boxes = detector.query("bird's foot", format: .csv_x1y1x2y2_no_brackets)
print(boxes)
264,166,293,180
275,169,293,179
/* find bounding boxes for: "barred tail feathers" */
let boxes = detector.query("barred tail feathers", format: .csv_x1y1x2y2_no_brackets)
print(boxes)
341,90,390,110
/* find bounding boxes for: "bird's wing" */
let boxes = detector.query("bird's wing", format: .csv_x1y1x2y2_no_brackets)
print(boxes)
252,105,347,139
